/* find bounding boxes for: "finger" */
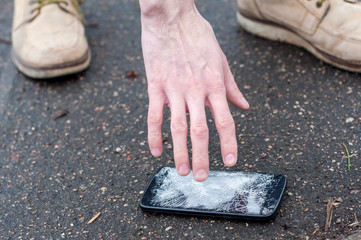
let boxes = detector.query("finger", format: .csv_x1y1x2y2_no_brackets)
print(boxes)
208,92,238,167
169,96,190,176
147,93,165,157
188,100,209,181
222,54,250,110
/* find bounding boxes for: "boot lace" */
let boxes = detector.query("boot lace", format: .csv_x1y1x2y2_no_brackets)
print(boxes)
316,0,361,8
30,0,86,24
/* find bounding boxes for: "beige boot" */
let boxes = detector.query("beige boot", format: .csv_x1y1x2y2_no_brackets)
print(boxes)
12,0,91,79
237,0,361,72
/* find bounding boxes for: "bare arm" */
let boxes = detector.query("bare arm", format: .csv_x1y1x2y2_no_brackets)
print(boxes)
139,0,249,181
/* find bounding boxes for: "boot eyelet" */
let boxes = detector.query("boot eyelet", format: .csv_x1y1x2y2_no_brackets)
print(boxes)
316,0,325,8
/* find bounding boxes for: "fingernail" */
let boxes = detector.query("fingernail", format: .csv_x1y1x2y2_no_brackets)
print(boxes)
178,164,189,175
151,148,161,156
225,154,236,165
195,169,208,181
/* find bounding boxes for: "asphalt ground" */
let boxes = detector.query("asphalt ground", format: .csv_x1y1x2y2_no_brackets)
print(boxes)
1,0,361,239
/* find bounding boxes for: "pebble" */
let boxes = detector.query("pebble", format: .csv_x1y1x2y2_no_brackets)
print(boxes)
346,117,354,123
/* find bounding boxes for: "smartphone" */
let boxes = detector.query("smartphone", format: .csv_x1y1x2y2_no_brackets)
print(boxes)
140,167,286,220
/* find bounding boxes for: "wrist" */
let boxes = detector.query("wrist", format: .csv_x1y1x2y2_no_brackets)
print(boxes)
139,0,197,21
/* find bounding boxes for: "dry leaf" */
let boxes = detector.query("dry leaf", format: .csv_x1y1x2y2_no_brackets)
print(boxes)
125,71,138,79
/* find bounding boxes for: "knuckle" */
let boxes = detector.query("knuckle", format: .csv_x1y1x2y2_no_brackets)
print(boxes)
148,79,165,94
183,77,194,88
216,114,235,130
192,153,207,162
209,77,225,92
173,149,189,159
191,123,209,138
230,81,240,93
148,132,162,143
211,83,225,93
171,120,188,133
148,113,162,125
148,77,163,85
185,79,203,94
221,142,236,149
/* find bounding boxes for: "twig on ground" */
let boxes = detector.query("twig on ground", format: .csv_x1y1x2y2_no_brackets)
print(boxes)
343,143,351,171
87,212,101,225
325,198,342,231
342,154,357,159
349,213,361,227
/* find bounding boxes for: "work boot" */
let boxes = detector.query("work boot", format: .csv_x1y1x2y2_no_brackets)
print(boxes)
237,0,361,72
12,0,91,79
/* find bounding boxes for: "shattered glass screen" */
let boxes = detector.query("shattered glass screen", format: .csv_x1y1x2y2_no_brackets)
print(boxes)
143,167,284,216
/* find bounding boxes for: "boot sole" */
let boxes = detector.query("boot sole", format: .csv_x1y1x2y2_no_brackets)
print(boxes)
11,48,91,79
237,10,361,73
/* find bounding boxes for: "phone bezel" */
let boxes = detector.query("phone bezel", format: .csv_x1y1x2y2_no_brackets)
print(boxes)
140,167,287,220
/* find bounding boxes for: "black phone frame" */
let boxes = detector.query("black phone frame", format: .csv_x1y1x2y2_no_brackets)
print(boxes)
140,167,287,221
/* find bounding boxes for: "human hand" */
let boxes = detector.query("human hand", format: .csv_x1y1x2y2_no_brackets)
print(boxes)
140,0,249,181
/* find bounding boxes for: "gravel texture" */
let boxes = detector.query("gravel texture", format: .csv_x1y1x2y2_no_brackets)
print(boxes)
0,0,360,239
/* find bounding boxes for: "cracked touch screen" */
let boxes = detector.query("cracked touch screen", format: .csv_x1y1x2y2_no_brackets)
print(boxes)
140,167,286,220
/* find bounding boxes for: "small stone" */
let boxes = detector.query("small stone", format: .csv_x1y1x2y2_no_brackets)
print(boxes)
52,109,69,120
287,192,294,196
336,218,341,224
346,117,354,123
165,226,173,231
